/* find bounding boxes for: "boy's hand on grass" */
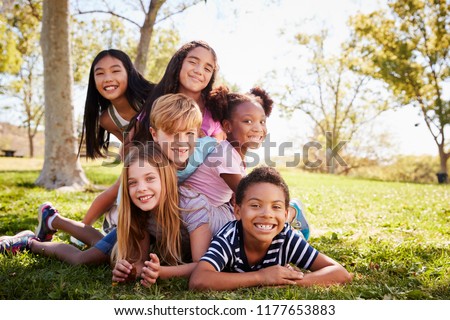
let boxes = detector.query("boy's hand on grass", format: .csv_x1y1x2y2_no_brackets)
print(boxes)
258,265,304,286
112,259,135,283
140,253,160,287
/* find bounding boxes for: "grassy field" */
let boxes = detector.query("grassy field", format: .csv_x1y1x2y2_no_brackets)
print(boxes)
0,158,449,300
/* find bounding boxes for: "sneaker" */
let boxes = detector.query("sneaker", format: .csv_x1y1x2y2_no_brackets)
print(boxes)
289,199,310,240
36,202,58,241
0,230,35,254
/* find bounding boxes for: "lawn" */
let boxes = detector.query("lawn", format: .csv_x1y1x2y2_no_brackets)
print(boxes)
0,158,449,300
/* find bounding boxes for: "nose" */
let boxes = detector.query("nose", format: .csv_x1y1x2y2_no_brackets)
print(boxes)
104,72,113,82
136,180,147,192
260,205,274,218
193,64,202,75
252,121,264,133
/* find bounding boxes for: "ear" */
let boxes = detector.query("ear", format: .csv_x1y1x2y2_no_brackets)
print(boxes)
150,127,158,142
222,119,231,134
234,204,241,220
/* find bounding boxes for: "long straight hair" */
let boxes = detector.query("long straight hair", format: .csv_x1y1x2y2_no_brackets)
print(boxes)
114,143,182,265
79,49,154,159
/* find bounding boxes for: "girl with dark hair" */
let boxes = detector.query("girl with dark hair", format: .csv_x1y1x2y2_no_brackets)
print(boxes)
131,40,225,143
79,49,154,159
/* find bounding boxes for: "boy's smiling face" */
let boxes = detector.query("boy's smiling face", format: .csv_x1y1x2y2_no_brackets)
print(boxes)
234,182,288,245
150,126,198,169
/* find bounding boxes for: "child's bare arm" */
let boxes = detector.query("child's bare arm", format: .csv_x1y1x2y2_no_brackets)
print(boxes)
189,261,304,291
82,178,120,225
189,224,211,261
294,253,353,287
220,173,242,193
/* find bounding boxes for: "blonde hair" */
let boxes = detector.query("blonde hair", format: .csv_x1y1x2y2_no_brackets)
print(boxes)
112,143,182,265
150,93,202,134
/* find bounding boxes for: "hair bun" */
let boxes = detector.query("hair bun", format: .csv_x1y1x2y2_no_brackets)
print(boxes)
249,87,273,117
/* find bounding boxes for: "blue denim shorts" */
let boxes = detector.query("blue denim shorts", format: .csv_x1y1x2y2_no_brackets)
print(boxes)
93,228,117,255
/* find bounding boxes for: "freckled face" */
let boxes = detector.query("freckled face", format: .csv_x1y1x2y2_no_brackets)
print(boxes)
178,47,215,97
150,126,198,169
127,161,161,212
94,55,128,103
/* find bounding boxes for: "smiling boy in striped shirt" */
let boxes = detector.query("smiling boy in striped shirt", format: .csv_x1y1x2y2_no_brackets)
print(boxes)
189,166,352,291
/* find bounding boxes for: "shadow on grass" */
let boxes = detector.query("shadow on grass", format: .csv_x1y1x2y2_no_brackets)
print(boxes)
0,170,41,188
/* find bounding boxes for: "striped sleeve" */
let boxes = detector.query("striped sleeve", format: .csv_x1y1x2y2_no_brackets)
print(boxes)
200,236,233,271
284,229,319,269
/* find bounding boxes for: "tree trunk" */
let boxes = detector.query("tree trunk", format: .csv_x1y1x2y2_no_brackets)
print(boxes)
134,0,166,73
28,125,34,158
36,0,89,190
437,144,449,183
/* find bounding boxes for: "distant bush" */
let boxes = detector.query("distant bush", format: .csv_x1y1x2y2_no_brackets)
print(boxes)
349,155,441,184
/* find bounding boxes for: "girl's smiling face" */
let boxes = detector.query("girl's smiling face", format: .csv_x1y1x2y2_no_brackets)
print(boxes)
127,160,161,212
94,55,128,103
223,101,267,157
178,46,215,97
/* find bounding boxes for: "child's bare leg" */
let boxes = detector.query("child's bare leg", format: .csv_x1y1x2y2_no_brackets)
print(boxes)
51,215,104,247
29,240,108,265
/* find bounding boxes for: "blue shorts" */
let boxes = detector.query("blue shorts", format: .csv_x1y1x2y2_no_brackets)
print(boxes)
93,228,117,255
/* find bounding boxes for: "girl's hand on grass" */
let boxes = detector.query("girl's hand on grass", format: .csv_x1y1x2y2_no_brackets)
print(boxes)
258,265,304,286
140,253,160,287
112,259,134,283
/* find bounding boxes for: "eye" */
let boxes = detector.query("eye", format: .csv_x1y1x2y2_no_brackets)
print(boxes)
95,72,104,76
146,176,155,182
204,66,213,73
187,131,196,136
243,120,252,124
273,205,282,210
260,120,266,125
128,180,136,186
250,203,260,208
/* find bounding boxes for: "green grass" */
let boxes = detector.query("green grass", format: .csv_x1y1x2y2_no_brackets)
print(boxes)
0,159,449,299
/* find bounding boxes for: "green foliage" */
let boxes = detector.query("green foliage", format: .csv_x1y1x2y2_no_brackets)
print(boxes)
349,155,441,184
348,0,449,173
145,27,180,83
0,160,448,300
273,29,391,174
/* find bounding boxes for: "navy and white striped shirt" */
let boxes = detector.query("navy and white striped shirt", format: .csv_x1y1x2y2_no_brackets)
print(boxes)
200,220,319,272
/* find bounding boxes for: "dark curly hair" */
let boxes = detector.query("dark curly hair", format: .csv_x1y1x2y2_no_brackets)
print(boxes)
206,85,273,123
130,40,218,144
235,166,290,208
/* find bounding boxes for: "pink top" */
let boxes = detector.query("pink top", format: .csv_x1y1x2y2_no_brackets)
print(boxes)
182,140,246,207
201,108,223,137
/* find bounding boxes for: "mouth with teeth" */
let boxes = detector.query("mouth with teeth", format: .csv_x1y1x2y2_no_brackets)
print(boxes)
138,194,154,203
254,223,276,231
248,136,263,142
172,148,190,156
104,85,118,91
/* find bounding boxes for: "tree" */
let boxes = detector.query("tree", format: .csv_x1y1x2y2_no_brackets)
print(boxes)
36,0,88,189
0,0,44,158
349,0,449,182
273,30,389,174
73,0,206,74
